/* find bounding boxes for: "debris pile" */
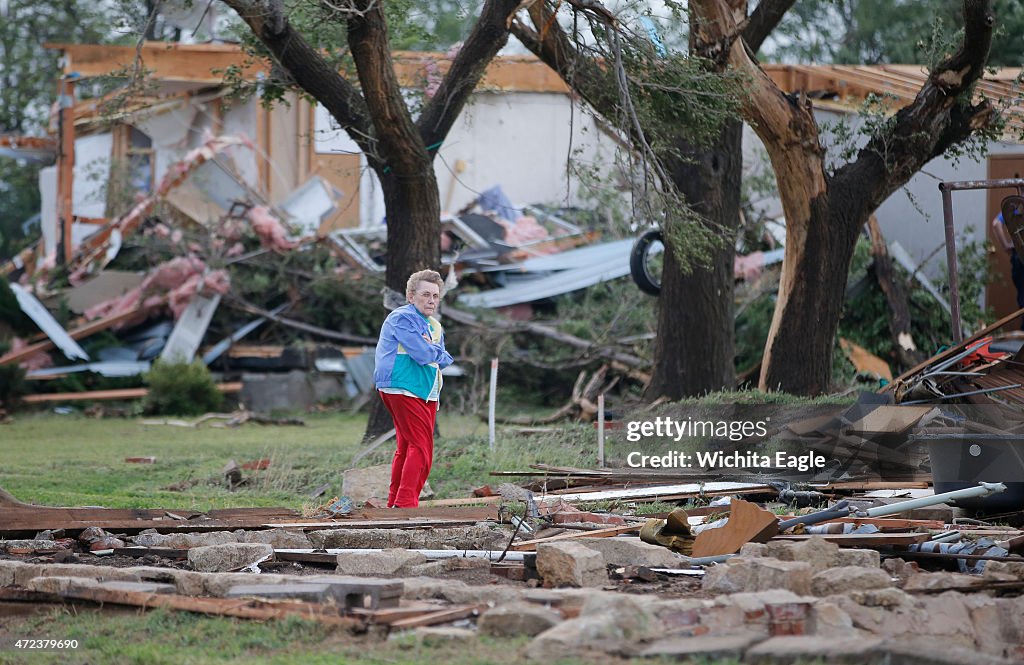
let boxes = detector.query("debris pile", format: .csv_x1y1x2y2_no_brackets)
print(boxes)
2,473,1023,662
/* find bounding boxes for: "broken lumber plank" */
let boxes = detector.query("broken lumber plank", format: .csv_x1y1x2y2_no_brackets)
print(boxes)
772,533,931,547
0,504,300,534
347,506,500,521
349,602,449,624
541,482,776,503
511,524,640,551
388,604,487,630
263,518,485,529
0,586,360,627
803,517,945,530
274,551,339,565
809,481,932,491
417,496,503,507
22,382,242,403
112,547,189,559
691,499,779,558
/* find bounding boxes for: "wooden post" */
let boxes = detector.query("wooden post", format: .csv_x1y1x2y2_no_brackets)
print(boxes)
57,77,76,265
488,357,498,451
597,393,605,467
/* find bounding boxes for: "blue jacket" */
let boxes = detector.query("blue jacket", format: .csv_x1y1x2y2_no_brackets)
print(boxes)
374,304,453,399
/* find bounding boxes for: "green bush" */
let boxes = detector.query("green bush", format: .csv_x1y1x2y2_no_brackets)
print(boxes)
143,360,223,416
0,363,28,408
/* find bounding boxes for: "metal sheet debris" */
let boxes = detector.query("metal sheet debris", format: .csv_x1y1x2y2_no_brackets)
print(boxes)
9,284,89,362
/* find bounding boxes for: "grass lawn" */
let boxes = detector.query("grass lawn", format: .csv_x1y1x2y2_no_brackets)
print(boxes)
0,608,651,665
0,397,838,665
0,410,600,510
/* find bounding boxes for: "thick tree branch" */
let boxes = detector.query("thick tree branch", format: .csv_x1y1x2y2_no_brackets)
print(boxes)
347,0,427,175
220,0,375,158
510,2,620,121
418,0,521,152
691,0,827,227
743,0,796,54
835,0,996,210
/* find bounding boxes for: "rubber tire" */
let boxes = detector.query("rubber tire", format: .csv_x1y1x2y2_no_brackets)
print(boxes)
630,228,663,296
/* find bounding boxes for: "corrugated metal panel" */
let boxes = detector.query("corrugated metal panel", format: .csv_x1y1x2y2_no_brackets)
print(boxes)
457,241,633,308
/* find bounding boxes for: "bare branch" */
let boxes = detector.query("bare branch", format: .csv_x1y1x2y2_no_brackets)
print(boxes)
418,0,521,152
220,0,376,159
742,0,796,54
835,0,997,211
346,0,428,175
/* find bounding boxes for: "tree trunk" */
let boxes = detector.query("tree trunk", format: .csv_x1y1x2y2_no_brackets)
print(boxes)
363,168,442,441
646,121,742,399
759,199,862,393
866,214,923,369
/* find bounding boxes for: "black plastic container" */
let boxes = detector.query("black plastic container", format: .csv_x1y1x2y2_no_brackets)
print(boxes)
911,433,1024,512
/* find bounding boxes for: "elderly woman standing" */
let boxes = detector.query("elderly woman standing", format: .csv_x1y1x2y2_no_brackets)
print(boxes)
373,270,454,508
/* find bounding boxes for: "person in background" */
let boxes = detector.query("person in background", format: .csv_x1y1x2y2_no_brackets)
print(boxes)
373,270,453,508
992,212,1024,329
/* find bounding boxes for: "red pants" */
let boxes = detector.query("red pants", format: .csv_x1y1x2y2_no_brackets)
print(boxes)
379,391,436,508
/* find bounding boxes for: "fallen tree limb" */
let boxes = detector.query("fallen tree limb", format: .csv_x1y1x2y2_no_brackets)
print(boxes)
444,305,647,369
226,296,378,345
867,215,923,368
22,383,242,404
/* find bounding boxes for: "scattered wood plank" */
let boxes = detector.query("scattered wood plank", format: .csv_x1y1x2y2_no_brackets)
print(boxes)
511,524,640,551
418,496,503,507
23,382,242,403
808,517,945,530
0,586,361,628
263,518,485,529
388,604,487,630
772,533,931,547
0,502,300,535
349,602,450,624
112,547,189,559
843,405,934,435
691,499,779,558
348,506,500,521
542,482,777,503
809,481,932,491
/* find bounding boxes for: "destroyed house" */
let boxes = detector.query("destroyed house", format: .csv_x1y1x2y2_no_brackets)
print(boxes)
12,42,626,275
754,64,1024,321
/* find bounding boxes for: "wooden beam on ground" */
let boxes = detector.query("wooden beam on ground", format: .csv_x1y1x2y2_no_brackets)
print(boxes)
418,496,503,507
511,524,640,551
263,518,488,529
791,517,945,530
347,506,500,521
0,586,360,628
772,532,931,547
387,604,487,630
0,504,299,534
350,603,451,625
810,481,932,491
22,382,242,404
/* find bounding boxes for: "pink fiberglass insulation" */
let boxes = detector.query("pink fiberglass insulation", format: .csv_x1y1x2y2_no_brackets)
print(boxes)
500,215,550,247
83,258,230,322
12,337,54,371
247,206,296,251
